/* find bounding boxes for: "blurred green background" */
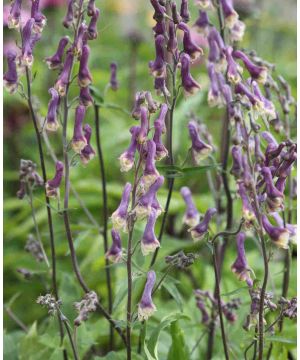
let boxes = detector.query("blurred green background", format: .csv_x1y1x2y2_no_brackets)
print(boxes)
3,0,297,359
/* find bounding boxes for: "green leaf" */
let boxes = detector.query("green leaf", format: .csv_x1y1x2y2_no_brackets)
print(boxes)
167,321,190,360
89,85,104,103
156,164,220,179
4,330,23,360
162,281,183,312
221,286,249,297
265,336,296,345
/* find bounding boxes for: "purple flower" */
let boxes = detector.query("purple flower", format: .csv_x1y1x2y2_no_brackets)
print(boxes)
153,20,166,37
154,77,170,97
73,22,87,57
189,208,217,241
137,106,149,144
17,180,26,199
141,209,160,255
105,229,122,263
119,126,140,172
180,186,200,227
207,27,225,66
207,62,223,107
8,0,22,29
31,0,46,33
21,18,35,67
230,145,243,178
237,181,255,221
55,50,74,96
254,134,265,164
188,120,212,163
45,88,60,132
109,62,119,91
135,176,164,220
138,270,157,320
262,215,290,249
79,86,94,107
167,21,178,53
3,51,18,94
149,35,166,78
277,149,297,178
229,20,245,42
80,124,95,165
171,1,182,24
153,110,168,160
87,0,96,16
194,10,210,35
180,53,201,96
231,232,253,287
220,0,239,29
154,103,167,133
261,166,284,211
45,36,69,70
233,50,267,84
178,22,203,61
72,105,87,153
111,183,132,232
145,91,158,113
142,140,160,189
196,300,210,325
235,82,263,110
87,8,99,40
46,161,64,198
131,91,146,119
224,46,241,84
151,194,163,216
63,0,74,28
180,0,190,23
271,212,297,243
261,131,278,146
150,0,166,21
78,45,92,87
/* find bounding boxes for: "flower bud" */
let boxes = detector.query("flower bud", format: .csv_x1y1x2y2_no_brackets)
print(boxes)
109,62,119,91
46,161,64,198
220,0,239,29
21,18,35,67
31,0,46,33
149,35,166,78
138,271,157,321
180,0,190,23
55,51,74,96
189,208,217,241
45,36,69,70
188,120,212,163
63,0,74,28
78,45,92,87
72,105,87,153
106,229,122,263
178,22,203,61
262,215,289,249
180,186,200,227
87,8,99,40
233,50,267,84
45,88,60,131
80,124,95,164
141,210,160,255
79,86,94,107
111,183,132,232
3,50,18,94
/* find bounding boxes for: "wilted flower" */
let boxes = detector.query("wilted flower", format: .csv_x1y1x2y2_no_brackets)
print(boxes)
46,161,64,198
45,36,69,70
188,120,212,163
233,50,267,84
180,186,200,227
17,160,43,198
55,50,74,96
220,0,239,29
8,0,22,29
189,208,217,241
180,53,201,96
79,86,94,107
119,126,140,172
78,45,92,87
141,209,160,255
45,88,60,131
180,0,190,23
80,124,95,164
109,62,119,91
3,50,18,94
72,105,87,152
37,294,62,316
178,22,203,60
74,291,99,326
138,271,157,321
262,214,289,249
111,182,132,231
106,229,122,263
87,8,99,40
149,35,166,78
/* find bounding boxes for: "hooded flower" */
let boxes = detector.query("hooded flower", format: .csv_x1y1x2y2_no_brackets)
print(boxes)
180,187,200,227
79,86,94,107
87,0,96,16
119,126,140,172
151,194,163,216
271,212,297,244
109,62,119,91
194,10,210,35
80,124,95,164
224,46,241,84
235,82,263,110
45,36,69,70
145,91,158,113
189,208,217,241
180,53,201,96
31,0,46,33
207,27,225,68
153,119,168,161
178,22,203,60
105,229,122,263
220,0,239,29
230,145,243,178
150,0,166,21
154,103,167,133
21,18,35,67
233,50,267,84
154,77,170,97
167,21,178,53
45,88,60,131
180,0,190,23
131,91,146,119
63,0,74,28
72,105,87,153
111,183,132,232
142,140,160,190
87,8,99,40
54,50,74,96
138,271,157,321
171,1,182,24
231,232,253,287
237,181,255,221
3,50,18,94
261,166,284,211
262,215,289,249
188,120,212,163
73,22,87,57
137,106,149,144
149,35,166,78
78,45,92,87
8,0,22,29
141,209,160,255
207,62,223,107
46,161,64,198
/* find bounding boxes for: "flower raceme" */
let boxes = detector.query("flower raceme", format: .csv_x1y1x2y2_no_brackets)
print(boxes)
138,270,157,321
189,208,217,241
180,186,200,227
111,183,132,232
46,161,64,198
106,229,122,263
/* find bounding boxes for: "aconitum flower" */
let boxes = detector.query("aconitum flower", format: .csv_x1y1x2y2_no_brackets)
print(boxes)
180,187,200,227
87,8,99,40
277,149,297,178
207,62,223,107
153,20,166,37
220,0,239,29
131,91,146,119
137,106,149,144
31,0,46,33
167,21,178,53
109,62,119,91
111,183,132,232
225,46,241,84
149,35,166,78
188,120,212,163
171,1,182,24
180,53,201,96
189,208,217,241
45,36,69,70
196,300,210,325
145,91,158,113
230,146,243,178
72,105,87,153
105,229,122,263
45,88,60,131
150,0,166,21
21,19,35,67
138,271,157,321
151,195,163,216
262,215,289,249
55,51,73,96
63,0,74,28
119,126,139,172
3,51,18,94
73,22,87,57
233,50,267,84
141,209,160,255
78,45,92,87
231,232,253,287
271,212,297,243
237,182,255,221
153,120,168,161
261,167,284,211
135,176,164,220
254,134,265,164
180,0,190,23
194,10,210,35
87,0,96,16
154,103,167,133
8,0,22,29
229,20,245,42
154,77,170,97
142,140,160,189
207,28,224,65
178,22,203,61
46,161,64,198
80,124,95,165
235,82,263,110
79,86,94,107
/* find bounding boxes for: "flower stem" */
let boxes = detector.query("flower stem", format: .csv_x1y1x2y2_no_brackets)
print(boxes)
63,320,80,360
126,222,134,360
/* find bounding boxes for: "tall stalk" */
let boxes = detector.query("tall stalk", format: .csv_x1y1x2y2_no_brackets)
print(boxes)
94,104,114,349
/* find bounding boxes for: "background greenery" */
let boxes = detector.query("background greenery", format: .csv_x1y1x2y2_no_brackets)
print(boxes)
3,0,297,359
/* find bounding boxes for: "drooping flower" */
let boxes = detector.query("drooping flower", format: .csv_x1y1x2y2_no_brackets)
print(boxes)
154,77,170,97
149,35,166,78
137,106,149,144
78,45,92,87
180,186,200,227
193,10,210,35
111,183,132,232
271,212,297,244
229,20,245,42
224,46,241,84
72,105,87,153
180,0,190,23
46,161,64,198
105,229,122,263
21,18,35,67
261,167,284,212
131,91,146,119
87,8,99,40
237,181,255,221
79,86,94,107
189,208,217,241
63,0,74,28
80,124,95,165
31,0,46,33
45,88,60,131
230,145,243,178
207,62,223,107
153,119,168,161
235,82,263,110
262,215,289,249
8,0,22,29
150,0,166,21
109,62,119,91
220,0,239,29
45,36,69,70
231,232,253,287
54,50,74,96
180,53,201,96
178,22,203,61
87,0,96,16
188,120,212,163
73,22,87,57
233,50,267,84
145,91,158,113
3,51,18,94
141,140,160,190
141,209,160,255
138,271,157,321
167,21,178,53
119,126,140,172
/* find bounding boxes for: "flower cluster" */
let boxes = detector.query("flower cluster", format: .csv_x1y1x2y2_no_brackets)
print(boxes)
16,159,43,199
74,291,99,326
37,294,62,316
